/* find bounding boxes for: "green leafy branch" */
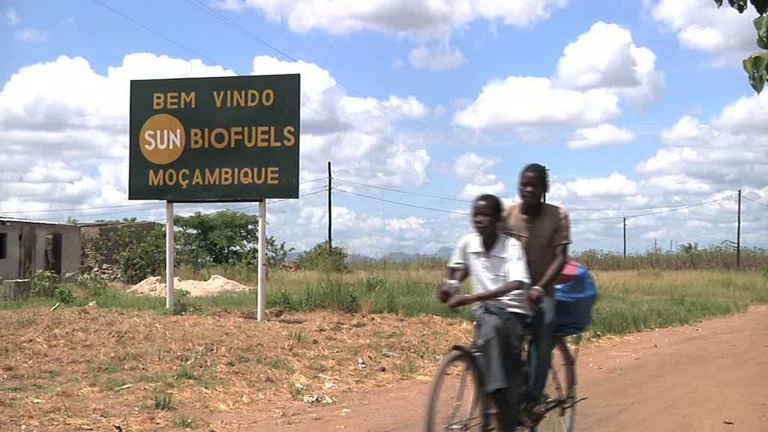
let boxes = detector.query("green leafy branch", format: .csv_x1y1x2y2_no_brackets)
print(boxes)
715,0,768,92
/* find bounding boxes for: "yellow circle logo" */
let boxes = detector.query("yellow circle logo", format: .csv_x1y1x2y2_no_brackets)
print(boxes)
139,114,186,165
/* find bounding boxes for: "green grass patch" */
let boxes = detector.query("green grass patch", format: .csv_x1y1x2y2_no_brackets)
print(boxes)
173,414,197,429
155,393,174,411
3,268,767,339
255,357,294,372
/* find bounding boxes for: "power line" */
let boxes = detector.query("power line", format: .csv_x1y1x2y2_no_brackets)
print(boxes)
335,177,741,214
335,187,736,222
91,0,213,61
742,196,768,208
334,178,471,203
334,188,470,215
185,0,296,65
563,196,733,212
0,177,328,217
91,0,416,159
86,188,327,228
181,0,481,152
36,186,328,224
0,202,163,216
625,195,735,219
571,195,735,223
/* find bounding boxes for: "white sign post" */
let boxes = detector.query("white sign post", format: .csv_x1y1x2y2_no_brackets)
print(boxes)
166,201,175,310
257,200,267,322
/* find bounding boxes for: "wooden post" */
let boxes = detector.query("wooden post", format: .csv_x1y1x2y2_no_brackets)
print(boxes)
328,161,333,253
737,189,742,270
623,217,627,259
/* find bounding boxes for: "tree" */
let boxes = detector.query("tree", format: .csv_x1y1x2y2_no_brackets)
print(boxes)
89,220,166,284
174,210,291,271
297,241,349,272
714,0,768,92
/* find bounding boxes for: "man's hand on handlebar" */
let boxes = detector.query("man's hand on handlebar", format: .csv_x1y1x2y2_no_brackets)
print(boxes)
436,279,461,304
527,285,545,311
447,293,474,309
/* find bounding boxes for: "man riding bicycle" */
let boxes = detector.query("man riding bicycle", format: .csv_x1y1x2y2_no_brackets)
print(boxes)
437,193,541,431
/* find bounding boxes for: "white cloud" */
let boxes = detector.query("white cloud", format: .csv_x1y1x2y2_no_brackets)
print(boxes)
5,7,19,26
554,22,640,90
650,0,756,60
644,175,713,194
460,174,507,199
386,216,426,232
213,0,246,11
454,152,506,199
14,28,46,43
453,76,620,130
568,123,635,149
4,8,46,43
454,152,500,179
454,21,664,133
553,21,665,106
216,0,569,37
0,53,432,224
409,44,467,70
637,90,768,188
549,173,638,200
659,115,710,144
713,91,768,132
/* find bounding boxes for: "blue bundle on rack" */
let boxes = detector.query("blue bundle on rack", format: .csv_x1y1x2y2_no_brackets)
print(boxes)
554,261,599,337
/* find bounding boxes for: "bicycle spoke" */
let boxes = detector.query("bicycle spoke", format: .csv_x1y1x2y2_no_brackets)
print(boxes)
426,349,485,432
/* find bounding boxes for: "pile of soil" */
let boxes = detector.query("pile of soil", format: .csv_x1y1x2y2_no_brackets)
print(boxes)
128,275,252,297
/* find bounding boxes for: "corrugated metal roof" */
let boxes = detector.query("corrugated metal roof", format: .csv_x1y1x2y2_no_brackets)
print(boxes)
0,217,78,227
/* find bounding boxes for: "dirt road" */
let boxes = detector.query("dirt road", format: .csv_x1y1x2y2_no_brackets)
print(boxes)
215,306,768,432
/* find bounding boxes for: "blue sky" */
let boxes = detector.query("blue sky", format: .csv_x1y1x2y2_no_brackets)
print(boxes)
1,0,766,256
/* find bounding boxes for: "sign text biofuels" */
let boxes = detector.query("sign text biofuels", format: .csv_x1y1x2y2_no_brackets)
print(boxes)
128,74,300,202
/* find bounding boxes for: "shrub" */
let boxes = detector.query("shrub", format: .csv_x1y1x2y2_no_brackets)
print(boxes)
297,241,348,273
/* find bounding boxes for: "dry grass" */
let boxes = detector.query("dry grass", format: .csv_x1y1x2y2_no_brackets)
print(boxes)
0,306,474,431
1,267,766,430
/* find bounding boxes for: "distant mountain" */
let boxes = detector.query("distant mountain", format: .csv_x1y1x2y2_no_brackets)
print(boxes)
381,248,453,263
286,252,301,263
434,246,453,258
285,246,452,264
347,253,375,263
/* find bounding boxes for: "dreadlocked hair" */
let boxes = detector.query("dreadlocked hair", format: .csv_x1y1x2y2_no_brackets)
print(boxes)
521,163,549,193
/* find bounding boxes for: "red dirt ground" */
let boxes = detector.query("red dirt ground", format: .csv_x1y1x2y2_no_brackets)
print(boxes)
218,306,768,432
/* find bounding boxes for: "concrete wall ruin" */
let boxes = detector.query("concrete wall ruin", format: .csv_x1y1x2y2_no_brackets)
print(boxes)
0,219,81,280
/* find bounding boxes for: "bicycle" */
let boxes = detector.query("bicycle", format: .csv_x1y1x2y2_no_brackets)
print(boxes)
425,316,585,432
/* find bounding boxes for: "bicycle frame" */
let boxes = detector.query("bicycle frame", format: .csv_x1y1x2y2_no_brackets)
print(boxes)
428,332,583,432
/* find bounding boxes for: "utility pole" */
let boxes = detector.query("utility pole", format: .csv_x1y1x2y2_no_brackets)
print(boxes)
737,189,742,270
623,217,627,259
543,165,549,203
328,161,333,254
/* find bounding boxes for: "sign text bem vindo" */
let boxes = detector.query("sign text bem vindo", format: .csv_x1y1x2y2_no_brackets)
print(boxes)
128,74,301,202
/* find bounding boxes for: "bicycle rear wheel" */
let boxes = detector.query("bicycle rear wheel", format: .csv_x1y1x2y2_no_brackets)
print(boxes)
425,347,487,432
532,337,576,432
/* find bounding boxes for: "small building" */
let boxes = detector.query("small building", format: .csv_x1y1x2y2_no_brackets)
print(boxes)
0,217,81,280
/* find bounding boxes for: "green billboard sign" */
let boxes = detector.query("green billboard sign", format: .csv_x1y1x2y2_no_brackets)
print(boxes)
128,74,300,202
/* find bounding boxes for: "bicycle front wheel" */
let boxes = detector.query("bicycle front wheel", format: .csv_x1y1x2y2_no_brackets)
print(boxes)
425,348,487,432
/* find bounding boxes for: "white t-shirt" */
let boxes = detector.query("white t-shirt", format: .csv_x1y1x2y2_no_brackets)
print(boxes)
448,232,532,315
